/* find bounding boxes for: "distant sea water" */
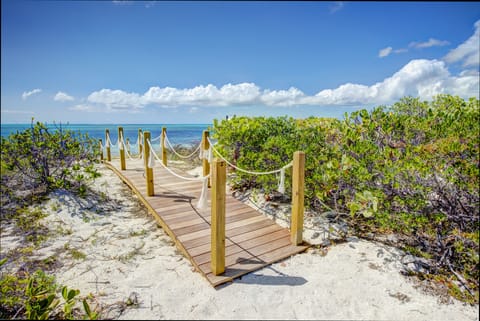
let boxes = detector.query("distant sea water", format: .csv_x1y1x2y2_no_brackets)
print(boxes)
1,123,211,155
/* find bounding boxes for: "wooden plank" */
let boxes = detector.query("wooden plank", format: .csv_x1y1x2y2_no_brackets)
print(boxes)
193,229,289,266
183,219,277,250
206,244,309,286
199,236,293,275
106,159,310,287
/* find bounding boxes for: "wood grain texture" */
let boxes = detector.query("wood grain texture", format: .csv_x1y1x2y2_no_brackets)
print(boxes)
105,159,309,287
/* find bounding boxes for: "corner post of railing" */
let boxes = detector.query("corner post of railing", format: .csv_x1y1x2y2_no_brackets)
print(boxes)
138,128,143,156
99,139,104,161
105,129,111,162
211,158,226,276
291,151,305,245
161,127,167,167
202,130,211,187
119,126,126,170
143,131,154,196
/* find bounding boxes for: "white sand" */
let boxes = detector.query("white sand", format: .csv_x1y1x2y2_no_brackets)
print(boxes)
2,164,478,320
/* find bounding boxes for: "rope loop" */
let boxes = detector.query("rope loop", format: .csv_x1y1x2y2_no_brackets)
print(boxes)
105,131,117,149
206,137,292,175
146,139,210,209
164,133,202,159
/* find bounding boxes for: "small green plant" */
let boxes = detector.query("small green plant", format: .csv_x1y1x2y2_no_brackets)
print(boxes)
129,229,148,237
50,201,61,212
24,271,60,320
0,266,100,319
61,286,80,319
64,243,87,260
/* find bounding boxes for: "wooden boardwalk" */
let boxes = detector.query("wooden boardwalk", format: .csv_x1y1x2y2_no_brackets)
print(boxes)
105,158,309,287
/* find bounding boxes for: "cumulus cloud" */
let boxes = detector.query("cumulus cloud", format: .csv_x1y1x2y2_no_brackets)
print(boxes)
379,47,393,58
261,87,305,106
307,59,477,105
444,20,480,67
87,89,144,109
22,89,42,100
409,38,450,49
84,60,478,111
82,21,479,111
54,91,74,102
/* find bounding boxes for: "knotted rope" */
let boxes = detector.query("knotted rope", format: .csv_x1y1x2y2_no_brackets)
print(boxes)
146,139,210,209
164,133,202,159
206,137,292,194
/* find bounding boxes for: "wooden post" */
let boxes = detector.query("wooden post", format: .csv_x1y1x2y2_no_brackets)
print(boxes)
138,129,143,156
126,138,130,155
119,127,126,170
105,129,111,162
202,130,211,187
291,151,305,245
99,139,104,161
211,158,226,275
161,127,167,166
143,131,154,196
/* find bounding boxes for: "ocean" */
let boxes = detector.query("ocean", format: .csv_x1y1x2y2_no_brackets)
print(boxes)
1,123,212,155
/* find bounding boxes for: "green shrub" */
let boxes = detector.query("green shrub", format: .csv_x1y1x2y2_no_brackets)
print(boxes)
212,94,479,303
1,119,101,217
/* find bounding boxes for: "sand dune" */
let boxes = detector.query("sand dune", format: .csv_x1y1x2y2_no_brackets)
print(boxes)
2,163,478,320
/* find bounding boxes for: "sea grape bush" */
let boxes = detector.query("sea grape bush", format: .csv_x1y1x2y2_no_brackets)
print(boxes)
1,120,101,216
212,94,479,303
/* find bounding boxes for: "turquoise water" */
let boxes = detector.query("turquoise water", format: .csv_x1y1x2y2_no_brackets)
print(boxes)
1,123,210,143
1,123,211,155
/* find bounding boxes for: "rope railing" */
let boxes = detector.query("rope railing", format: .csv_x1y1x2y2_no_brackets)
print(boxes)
206,137,292,193
206,137,292,175
146,139,210,209
105,131,117,149
105,130,142,159
164,133,202,159
102,127,306,273
125,141,142,161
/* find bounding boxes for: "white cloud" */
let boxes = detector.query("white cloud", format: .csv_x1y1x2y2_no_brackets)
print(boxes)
54,91,74,102
329,2,344,14
22,88,42,100
379,47,393,58
409,38,450,49
82,21,479,112
304,59,477,105
1,109,34,114
83,60,478,111
444,20,480,67
379,47,408,58
87,89,144,109
69,104,96,112
261,87,305,106
112,1,133,5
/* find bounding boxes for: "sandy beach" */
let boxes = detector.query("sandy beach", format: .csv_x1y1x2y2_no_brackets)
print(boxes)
1,163,478,320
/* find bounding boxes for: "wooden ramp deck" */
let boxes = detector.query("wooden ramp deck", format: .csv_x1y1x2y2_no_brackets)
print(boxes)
105,158,309,287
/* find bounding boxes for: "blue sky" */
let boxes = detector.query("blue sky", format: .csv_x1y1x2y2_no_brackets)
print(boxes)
1,1,479,124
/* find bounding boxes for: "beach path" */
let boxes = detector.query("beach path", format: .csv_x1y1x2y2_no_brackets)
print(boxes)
105,158,309,287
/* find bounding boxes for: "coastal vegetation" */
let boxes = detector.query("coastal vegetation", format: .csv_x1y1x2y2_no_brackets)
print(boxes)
212,94,479,304
0,94,478,318
1,120,102,319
